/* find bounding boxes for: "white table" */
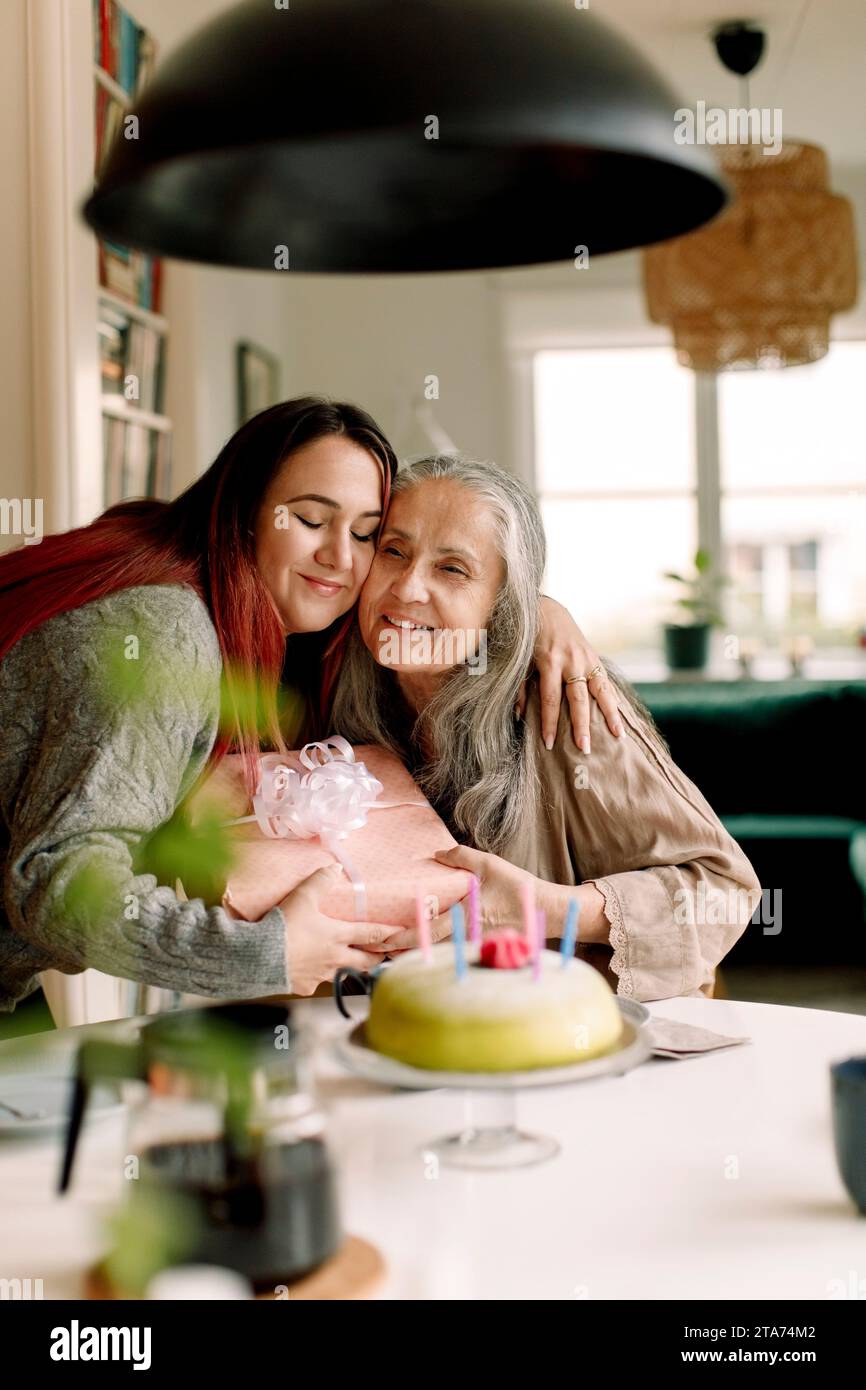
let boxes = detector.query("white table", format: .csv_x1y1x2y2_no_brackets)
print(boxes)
1,996,864,1300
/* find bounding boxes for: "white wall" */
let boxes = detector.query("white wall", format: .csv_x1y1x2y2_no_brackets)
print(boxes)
162,264,299,492
278,273,508,464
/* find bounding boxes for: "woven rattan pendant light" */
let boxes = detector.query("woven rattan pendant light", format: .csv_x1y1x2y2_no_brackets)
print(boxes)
643,23,859,370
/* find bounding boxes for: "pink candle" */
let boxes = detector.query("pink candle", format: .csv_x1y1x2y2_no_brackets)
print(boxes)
533,907,546,981
468,874,481,944
415,891,432,963
520,881,535,947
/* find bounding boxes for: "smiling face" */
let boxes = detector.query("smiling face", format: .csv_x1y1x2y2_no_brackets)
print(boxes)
358,479,504,696
254,436,384,635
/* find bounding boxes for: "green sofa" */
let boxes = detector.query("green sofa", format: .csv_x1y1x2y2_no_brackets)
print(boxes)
632,680,866,967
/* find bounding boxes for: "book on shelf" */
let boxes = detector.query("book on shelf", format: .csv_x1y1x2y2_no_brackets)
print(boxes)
93,0,163,313
149,431,172,501
94,0,170,508
124,420,151,498
102,418,172,508
103,414,124,505
97,240,163,315
94,84,125,178
97,302,166,413
93,0,157,97
97,302,127,396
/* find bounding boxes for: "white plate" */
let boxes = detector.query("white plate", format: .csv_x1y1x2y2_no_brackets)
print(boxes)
0,1075,124,1139
333,998,653,1091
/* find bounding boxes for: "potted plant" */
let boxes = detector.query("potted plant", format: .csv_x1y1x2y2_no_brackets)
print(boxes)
662,549,724,673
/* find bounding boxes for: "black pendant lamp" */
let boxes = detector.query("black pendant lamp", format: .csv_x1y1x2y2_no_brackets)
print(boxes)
83,0,728,273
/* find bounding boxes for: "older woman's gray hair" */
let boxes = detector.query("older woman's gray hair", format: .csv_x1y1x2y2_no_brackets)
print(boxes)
330,454,656,852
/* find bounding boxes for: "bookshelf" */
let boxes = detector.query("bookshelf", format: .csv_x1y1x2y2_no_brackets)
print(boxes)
92,0,172,507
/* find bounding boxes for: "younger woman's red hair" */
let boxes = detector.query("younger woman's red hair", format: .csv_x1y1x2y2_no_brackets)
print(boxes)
0,397,396,797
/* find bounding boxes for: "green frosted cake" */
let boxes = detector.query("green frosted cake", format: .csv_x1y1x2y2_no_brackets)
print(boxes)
366,933,623,1073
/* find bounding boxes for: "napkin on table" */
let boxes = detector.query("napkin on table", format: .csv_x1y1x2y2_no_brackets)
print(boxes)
647,1017,751,1060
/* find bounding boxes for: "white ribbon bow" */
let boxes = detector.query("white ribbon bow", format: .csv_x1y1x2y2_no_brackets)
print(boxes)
228,737,385,919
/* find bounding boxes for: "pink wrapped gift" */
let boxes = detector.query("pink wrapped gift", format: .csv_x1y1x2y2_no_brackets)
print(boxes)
199,737,470,928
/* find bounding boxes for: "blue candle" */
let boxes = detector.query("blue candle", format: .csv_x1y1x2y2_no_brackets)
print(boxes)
451,903,467,980
560,898,580,966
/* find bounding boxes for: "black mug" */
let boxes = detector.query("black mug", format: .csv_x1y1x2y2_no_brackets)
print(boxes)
831,1056,866,1214
333,962,390,1019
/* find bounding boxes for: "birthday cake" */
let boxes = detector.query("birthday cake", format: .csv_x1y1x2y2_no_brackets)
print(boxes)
366,930,623,1072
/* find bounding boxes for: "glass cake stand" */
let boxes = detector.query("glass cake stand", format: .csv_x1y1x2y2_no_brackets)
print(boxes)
332,999,652,1170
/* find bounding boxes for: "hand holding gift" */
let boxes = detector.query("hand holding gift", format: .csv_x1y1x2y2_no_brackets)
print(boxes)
267,862,403,996
198,737,472,991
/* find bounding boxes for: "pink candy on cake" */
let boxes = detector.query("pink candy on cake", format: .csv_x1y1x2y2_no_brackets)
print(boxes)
478,929,532,970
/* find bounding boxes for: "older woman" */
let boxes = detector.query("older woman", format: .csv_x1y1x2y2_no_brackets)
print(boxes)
330,455,762,1001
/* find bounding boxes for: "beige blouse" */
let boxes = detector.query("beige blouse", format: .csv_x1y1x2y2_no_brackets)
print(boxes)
498,682,762,1003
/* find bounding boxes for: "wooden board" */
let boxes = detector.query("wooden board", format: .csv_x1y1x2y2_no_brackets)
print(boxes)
86,1235,386,1301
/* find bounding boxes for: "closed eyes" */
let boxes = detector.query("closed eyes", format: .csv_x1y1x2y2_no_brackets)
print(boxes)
381,544,468,577
295,515,376,543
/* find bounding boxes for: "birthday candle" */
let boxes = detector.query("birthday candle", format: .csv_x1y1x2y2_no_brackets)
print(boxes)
560,897,580,966
468,874,481,944
520,881,535,947
415,891,432,963
533,906,546,981
451,903,467,980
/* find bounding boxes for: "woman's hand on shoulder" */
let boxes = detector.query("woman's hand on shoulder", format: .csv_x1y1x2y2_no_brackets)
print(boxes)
523,595,623,753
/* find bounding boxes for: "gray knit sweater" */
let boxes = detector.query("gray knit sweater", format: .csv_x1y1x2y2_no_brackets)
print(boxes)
0,584,289,1011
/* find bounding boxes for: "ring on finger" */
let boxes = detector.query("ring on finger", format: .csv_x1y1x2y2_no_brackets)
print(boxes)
564,674,588,685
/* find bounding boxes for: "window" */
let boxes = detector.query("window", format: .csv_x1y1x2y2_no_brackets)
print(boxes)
718,343,866,646
535,341,866,661
534,347,697,652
